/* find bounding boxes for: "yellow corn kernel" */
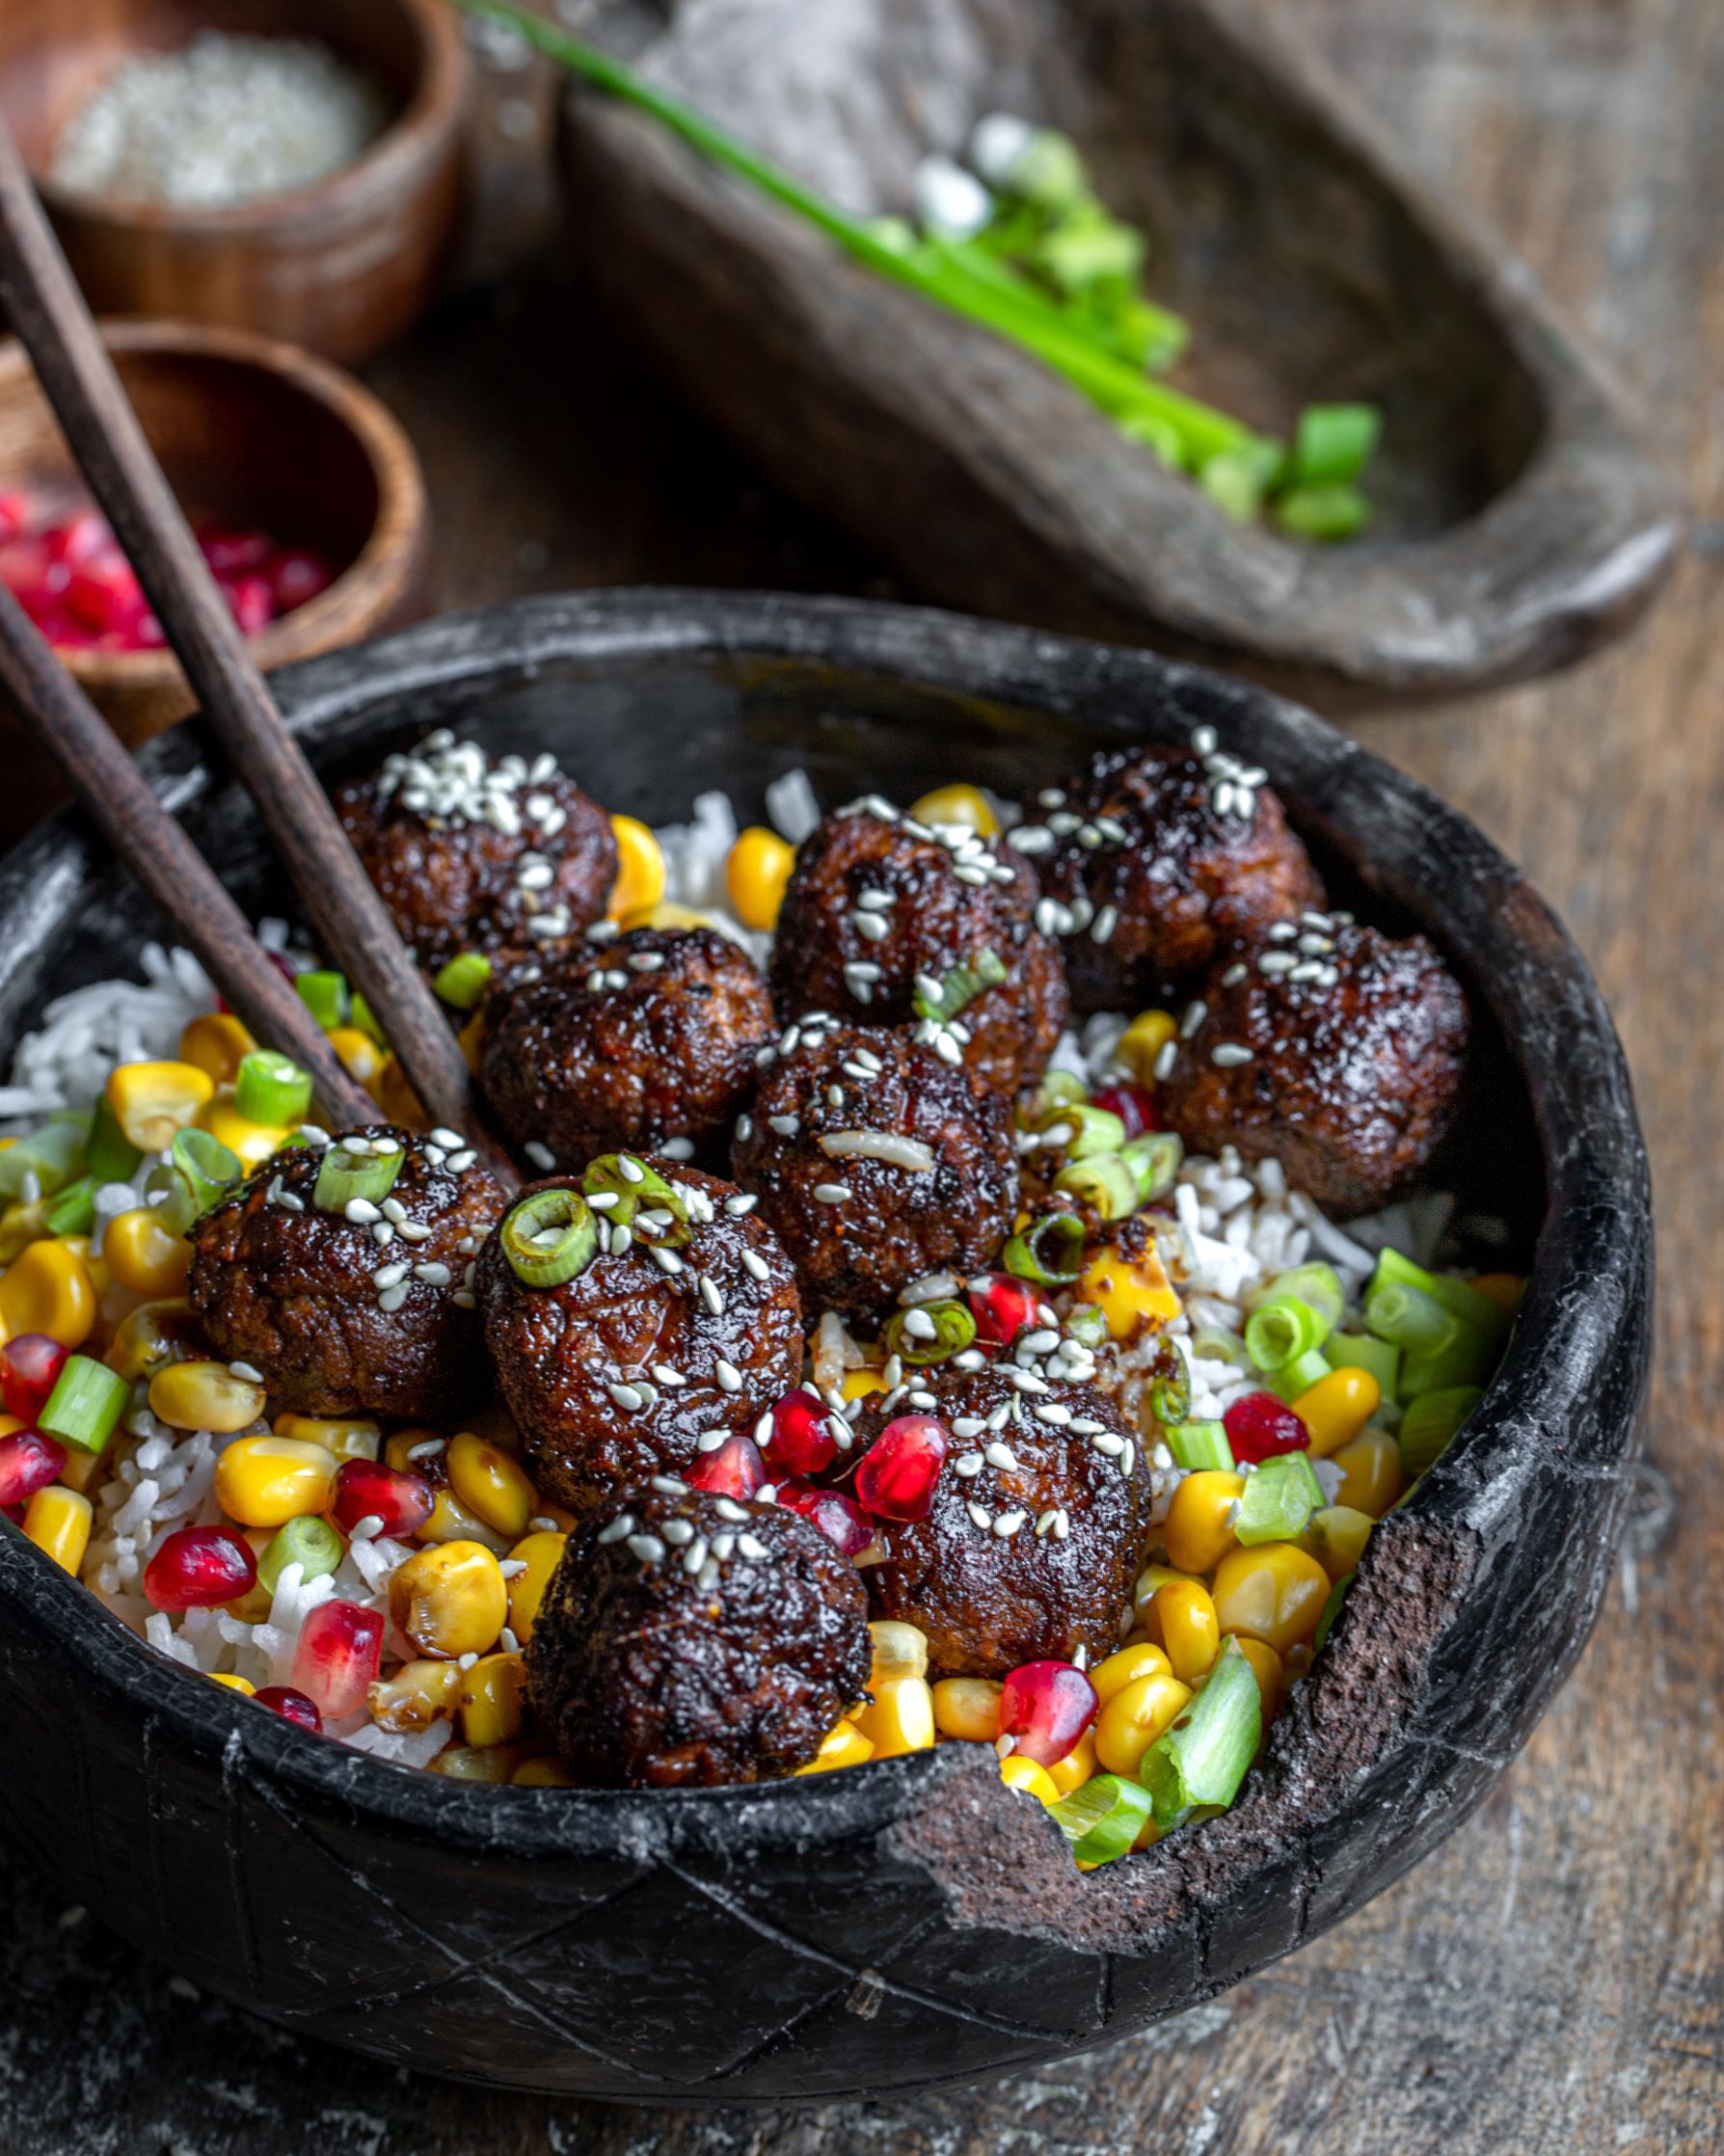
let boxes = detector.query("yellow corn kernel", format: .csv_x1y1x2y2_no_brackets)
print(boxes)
1292,1366,1381,1460
1000,1754,1061,1805
384,1426,444,1474
419,1483,513,1555
841,1366,887,1402
1469,1272,1526,1314
1330,1427,1405,1518
1304,1504,1375,1581
1074,1243,1180,1342
178,1013,256,1085
446,1430,537,1541
795,1719,876,1774
1094,1670,1193,1778
1211,1542,1333,1655
1046,1729,1097,1796
620,900,716,933
102,1209,192,1298
1163,1469,1246,1576
930,1677,1003,1742
909,783,1000,838
430,1742,534,1783
376,1055,426,1127
1151,1579,1221,1685
868,1620,929,1687
197,1092,290,1172
1118,1010,1179,1087
458,1652,527,1748
851,1675,935,1761
390,1540,508,1659
326,1026,385,1093
58,1442,107,1496
513,1756,576,1787
1233,1636,1284,1721
63,1233,110,1302
219,1527,275,1622
208,1671,256,1696
0,1238,96,1347
368,1657,463,1733
1132,1563,1201,1630
149,1360,266,1435
105,1298,194,1384
505,1530,566,1644
724,826,796,931
212,1434,338,1527
107,1060,214,1151
1090,1640,1172,1705
457,1013,487,1074
606,814,666,921
275,1414,380,1463
22,1486,92,1574
0,1199,47,1268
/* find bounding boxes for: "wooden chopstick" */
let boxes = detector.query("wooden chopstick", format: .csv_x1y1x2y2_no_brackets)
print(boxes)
0,115,480,1145
0,579,378,1131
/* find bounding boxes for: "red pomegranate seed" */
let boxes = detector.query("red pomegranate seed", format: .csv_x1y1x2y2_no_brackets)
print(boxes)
0,491,29,540
1224,1389,1310,1465
0,1427,67,1507
291,1600,384,1720
855,1415,949,1523
2,1334,70,1423
759,1389,837,1477
1091,1082,1159,1138
144,1525,257,1612
269,548,333,612
199,525,273,576
4,1503,23,1525
968,1272,1037,1345
685,1429,768,1498
254,1684,323,1734
227,574,275,637
779,1484,875,1557
330,1459,433,1539
999,1660,1098,1765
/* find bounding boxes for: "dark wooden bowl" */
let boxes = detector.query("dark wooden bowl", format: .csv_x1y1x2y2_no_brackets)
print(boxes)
557,0,1684,708
0,318,428,835
0,0,469,364
0,593,1649,2102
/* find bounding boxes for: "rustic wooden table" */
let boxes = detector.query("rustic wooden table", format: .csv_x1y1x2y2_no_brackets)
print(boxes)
3,1,1717,2149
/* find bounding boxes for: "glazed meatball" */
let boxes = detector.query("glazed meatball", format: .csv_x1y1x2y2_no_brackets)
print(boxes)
477,1163,804,1517
732,1021,1017,1321
480,927,776,1172
186,1124,503,1420
334,729,617,972
526,1482,872,1787
1160,914,1469,1215
845,1367,1151,1679
770,801,1069,1094
1014,741,1324,1011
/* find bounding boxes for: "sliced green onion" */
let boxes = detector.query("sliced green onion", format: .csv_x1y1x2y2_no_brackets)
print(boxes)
1047,1771,1154,1866
1021,1071,1088,1127
1145,1343,1192,1429
1234,1450,1325,1545
1064,1303,1108,1349
1369,1248,1510,1344
349,992,385,1044
1139,1637,1261,1831
501,1186,598,1288
1167,1420,1233,1472
884,1298,978,1366
43,1173,97,1238
258,1514,345,1599
1003,1210,1087,1287
311,1139,405,1216
1199,438,1286,522
1119,407,1186,466
1053,1151,1140,1221
146,1128,244,1234
296,970,348,1032
1190,1327,1251,1368
1245,1295,1332,1373
0,1116,88,1201
1324,1331,1402,1402
85,1094,142,1184
235,1051,313,1129
1263,1346,1336,1404
1363,1280,1459,1356
1257,1262,1344,1334
1398,1386,1483,1478
433,951,494,1011
1274,484,1369,542
1038,1102,1125,1160
1313,1570,1353,1653
581,1152,691,1241
991,125,1089,213
39,1355,130,1457
1121,1131,1183,1200
1289,403,1383,488
1399,1330,1496,1400
912,950,1007,1026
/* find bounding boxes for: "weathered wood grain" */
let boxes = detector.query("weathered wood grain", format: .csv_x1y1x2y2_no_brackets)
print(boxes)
0,0,1716,2149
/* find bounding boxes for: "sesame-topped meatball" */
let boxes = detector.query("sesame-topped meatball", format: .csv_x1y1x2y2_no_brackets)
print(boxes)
770,800,1069,1095
480,927,776,1172
186,1124,504,1420
731,1020,1017,1321
1012,738,1325,1012
526,1481,872,1786
1160,914,1470,1215
476,1162,804,1518
335,729,618,972
843,1367,1152,1679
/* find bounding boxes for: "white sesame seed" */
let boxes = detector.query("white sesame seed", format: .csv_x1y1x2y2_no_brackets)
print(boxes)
1212,1043,1254,1067
606,1383,645,1411
627,1534,665,1564
661,1517,694,1546
966,1501,994,1531
715,1361,742,1392
741,1249,769,1281
993,1511,1026,1538
813,1183,851,1203
738,1533,769,1560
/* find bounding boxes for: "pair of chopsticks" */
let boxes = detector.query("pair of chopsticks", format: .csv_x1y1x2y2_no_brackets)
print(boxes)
0,118,497,1158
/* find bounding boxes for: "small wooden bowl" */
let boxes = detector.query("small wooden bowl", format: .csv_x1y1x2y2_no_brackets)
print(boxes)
0,0,469,364
0,319,428,835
